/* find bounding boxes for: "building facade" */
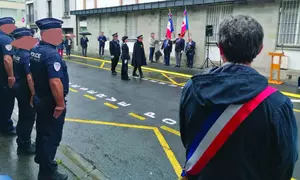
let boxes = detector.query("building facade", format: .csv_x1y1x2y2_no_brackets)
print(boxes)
25,0,76,36
0,0,26,27
71,0,300,75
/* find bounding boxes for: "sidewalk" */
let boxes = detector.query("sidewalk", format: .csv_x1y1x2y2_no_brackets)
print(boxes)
71,50,300,86
0,103,108,180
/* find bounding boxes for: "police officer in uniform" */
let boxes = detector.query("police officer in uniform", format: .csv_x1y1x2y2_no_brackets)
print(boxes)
30,18,69,180
0,17,17,135
131,34,146,78
121,36,130,81
109,32,121,75
11,27,36,155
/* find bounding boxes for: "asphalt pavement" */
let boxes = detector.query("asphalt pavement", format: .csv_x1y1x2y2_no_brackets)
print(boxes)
33,54,300,180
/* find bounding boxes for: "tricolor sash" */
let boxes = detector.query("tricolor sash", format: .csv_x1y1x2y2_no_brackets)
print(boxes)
181,86,277,176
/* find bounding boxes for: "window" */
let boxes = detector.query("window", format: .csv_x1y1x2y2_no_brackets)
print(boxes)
0,8,18,20
64,0,70,16
206,5,233,42
277,0,300,46
126,13,138,39
159,9,177,40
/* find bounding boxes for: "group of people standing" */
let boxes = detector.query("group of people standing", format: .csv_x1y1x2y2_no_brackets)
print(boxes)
0,16,69,180
109,33,146,80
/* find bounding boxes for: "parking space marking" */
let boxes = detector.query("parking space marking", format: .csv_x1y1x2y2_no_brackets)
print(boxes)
104,102,119,109
282,91,300,99
84,94,96,100
69,88,78,92
129,112,146,121
161,126,180,136
64,118,181,178
162,73,178,85
100,61,105,68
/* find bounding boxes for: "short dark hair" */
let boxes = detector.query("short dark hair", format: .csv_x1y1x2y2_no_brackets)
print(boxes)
151,32,154,35
218,15,264,64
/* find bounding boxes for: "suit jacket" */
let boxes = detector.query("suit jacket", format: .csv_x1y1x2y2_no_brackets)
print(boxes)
80,37,89,48
121,43,130,60
64,39,72,47
98,36,107,45
173,38,185,52
161,39,172,55
109,40,121,57
185,41,196,56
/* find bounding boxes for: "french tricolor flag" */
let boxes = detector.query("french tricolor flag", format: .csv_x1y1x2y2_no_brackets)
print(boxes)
181,8,189,37
166,9,174,39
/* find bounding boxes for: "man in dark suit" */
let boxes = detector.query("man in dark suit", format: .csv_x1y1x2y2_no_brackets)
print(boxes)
173,33,185,67
80,35,89,56
185,37,196,68
109,32,121,75
98,32,107,57
161,35,172,66
64,36,72,58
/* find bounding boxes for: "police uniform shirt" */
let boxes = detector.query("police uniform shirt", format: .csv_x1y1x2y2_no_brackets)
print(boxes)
0,31,15,85
30,41,69,99
13,49,30,87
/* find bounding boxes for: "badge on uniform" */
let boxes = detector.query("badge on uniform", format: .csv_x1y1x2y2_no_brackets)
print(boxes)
5,44,12,51
54,62,61,71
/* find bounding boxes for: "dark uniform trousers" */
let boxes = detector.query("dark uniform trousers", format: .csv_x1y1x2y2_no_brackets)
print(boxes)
99,44,105,56
0,84,15,132
187,54,194,68
111,56,119,73
34,96,66,175
133,66,143,76
13,82,35,145
121,59,129,80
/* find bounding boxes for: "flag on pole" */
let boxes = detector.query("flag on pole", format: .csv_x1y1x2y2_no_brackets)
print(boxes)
180,8,189,37
166,9,174,39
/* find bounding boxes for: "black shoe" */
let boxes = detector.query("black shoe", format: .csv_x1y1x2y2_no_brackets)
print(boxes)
132,74,139,77
140,75,144,79
112,72,117,75
38,171,68,180
17,143,36,155
122,78,130,81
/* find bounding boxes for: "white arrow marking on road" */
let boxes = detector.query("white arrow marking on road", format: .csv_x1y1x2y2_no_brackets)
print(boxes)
291,99,300,103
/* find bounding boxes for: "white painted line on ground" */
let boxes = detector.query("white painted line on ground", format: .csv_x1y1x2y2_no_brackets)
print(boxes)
142,78,148,81
291,99,300,103
150,80,158,83
168,84,177,87
159,82,166,85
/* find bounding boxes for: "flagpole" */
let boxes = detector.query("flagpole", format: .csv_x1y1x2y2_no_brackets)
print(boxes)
186,6,190,38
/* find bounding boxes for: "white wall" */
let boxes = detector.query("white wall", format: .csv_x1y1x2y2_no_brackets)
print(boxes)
97,0,119,8
76,0,84,10
123,0,136,6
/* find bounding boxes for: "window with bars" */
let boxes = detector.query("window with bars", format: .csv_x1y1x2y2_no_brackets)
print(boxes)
277,0,300,46
206,5,233,42
64,0,70,16
126,13,138,39
159,9,177,40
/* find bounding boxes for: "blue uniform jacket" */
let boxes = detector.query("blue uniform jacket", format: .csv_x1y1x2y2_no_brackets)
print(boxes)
12,49,30,89
0,31,15,86
98,36,107,45
180,63,298,180
30,41,69,100
185,41,196,56
57,41,64,50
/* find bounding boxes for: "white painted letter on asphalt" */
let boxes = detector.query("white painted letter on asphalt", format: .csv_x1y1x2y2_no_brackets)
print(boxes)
71,84,81,88
87,90,98,94
118,102,131,107
162,118,176,125
79,87,88,91
106,97,117,102
96,94,107,98
144,112,155,118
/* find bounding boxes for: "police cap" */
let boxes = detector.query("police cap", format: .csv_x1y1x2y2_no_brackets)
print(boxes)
122,36,128,42
112,32,118,37
35,18,63,31
0,17,15,26
137,34,143,39
11,27,34,39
